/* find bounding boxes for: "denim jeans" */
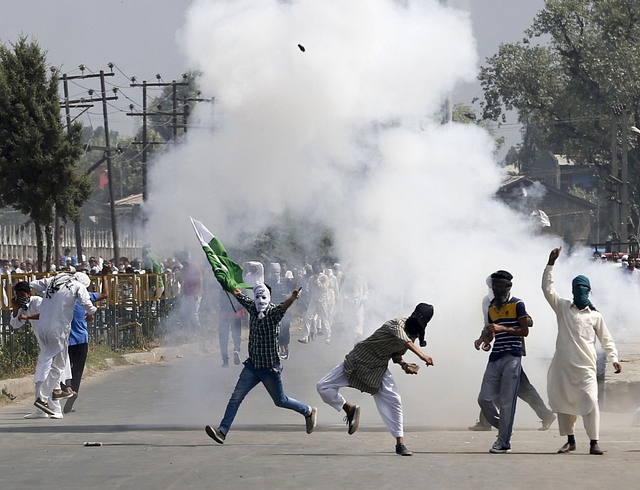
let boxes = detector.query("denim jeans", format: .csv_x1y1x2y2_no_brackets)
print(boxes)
478,354,522,449
219,359,311,435
477,367,552,427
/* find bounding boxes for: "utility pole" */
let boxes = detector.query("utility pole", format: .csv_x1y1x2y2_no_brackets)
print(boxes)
610,106,621,246
179,94,215,135
100,70,120,262
60,67,119,262
609,104,627,252
128,75,189,202
142,81,148,201
621,107,629,252
609,104,630,251
439,0,452,124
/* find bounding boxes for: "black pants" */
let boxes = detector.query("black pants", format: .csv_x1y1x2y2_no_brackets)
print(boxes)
219,317,242,363
68,343,89,393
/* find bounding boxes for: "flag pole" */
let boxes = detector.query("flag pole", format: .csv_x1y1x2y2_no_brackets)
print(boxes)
224,289,237,313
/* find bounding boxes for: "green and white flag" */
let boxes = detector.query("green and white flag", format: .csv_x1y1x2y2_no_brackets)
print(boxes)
190,217,252,292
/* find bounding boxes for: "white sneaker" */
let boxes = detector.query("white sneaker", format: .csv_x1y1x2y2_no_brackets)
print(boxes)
50,412,64,419
24,411,49,419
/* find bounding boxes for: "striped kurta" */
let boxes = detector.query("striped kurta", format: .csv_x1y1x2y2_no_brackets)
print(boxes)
343,318,413,394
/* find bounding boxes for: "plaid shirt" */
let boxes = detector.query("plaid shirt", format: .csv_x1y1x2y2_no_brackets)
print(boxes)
235,291,285,369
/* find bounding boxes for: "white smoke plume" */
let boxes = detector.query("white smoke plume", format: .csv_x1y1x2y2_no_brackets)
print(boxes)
143,0,637,427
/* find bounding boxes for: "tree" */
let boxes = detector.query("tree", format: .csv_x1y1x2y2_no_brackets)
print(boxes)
229,211,336,267
479,0,640,233
0,37,93,270
452,103,506,156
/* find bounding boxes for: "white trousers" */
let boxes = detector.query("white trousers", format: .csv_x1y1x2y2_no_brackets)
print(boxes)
305,300,330,338
180,295,201,330
33,381,62,415
37,348,68,403
316,362,404,438
558,406,600,440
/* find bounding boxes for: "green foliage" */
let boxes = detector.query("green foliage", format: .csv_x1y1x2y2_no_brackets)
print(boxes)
452,103,506,156
80,126,163,203
0,323,40,380
452,103,478,124
0,36,92,266
85,344,127,369
479,0,640,228
231,212,336,267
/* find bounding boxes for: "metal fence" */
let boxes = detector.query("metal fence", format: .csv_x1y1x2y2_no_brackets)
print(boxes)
0,271,183,374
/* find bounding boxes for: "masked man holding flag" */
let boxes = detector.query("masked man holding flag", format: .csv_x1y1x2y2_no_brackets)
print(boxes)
190,218,317,444
543,247,621,455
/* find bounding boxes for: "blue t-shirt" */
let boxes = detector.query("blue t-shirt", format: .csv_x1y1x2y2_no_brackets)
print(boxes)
69,292,99,346
487,296,527,362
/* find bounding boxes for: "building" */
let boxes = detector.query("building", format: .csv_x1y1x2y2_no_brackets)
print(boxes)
497,175,597,244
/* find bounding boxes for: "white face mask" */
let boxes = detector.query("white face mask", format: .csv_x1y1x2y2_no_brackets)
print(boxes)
254,284,271,318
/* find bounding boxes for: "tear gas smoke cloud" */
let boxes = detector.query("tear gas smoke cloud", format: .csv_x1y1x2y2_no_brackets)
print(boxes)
144,0,639,426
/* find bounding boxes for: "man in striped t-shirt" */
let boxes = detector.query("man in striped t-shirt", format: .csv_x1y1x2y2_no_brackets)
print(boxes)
477,270,530,454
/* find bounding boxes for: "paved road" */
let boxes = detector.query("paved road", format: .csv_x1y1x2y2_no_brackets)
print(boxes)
1,336,640,490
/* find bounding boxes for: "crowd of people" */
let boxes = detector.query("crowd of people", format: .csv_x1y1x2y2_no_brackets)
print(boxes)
0,243,195,277
592,250,640,282
13,243,623,457
215,258,369,366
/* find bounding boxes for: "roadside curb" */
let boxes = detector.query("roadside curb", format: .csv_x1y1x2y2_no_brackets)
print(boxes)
0,342,208,401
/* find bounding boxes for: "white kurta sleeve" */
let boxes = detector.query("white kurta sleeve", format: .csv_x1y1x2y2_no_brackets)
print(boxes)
542,265,561,312
9,311,25,330
29,278,50,296
77,285,98,315
595,315,619,364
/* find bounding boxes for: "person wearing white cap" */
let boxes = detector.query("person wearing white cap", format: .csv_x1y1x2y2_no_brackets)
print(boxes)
28,271,97,415
242,261,264,297
299,262,331,344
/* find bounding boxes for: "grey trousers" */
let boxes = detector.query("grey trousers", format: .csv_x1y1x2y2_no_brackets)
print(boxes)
477,368,553,426
478,354,522,448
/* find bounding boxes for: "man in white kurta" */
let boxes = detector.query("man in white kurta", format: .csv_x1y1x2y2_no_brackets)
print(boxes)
342,273,368,341
543,247,621,455
299,263,331,344
29,273,97,415
10,282,71,419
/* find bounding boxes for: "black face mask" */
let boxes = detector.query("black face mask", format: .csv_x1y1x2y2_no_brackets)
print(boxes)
492,286,511,306
17,296,30,309
404,316,422,339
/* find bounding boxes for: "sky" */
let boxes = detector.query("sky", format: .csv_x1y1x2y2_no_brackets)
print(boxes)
0,0,545,144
